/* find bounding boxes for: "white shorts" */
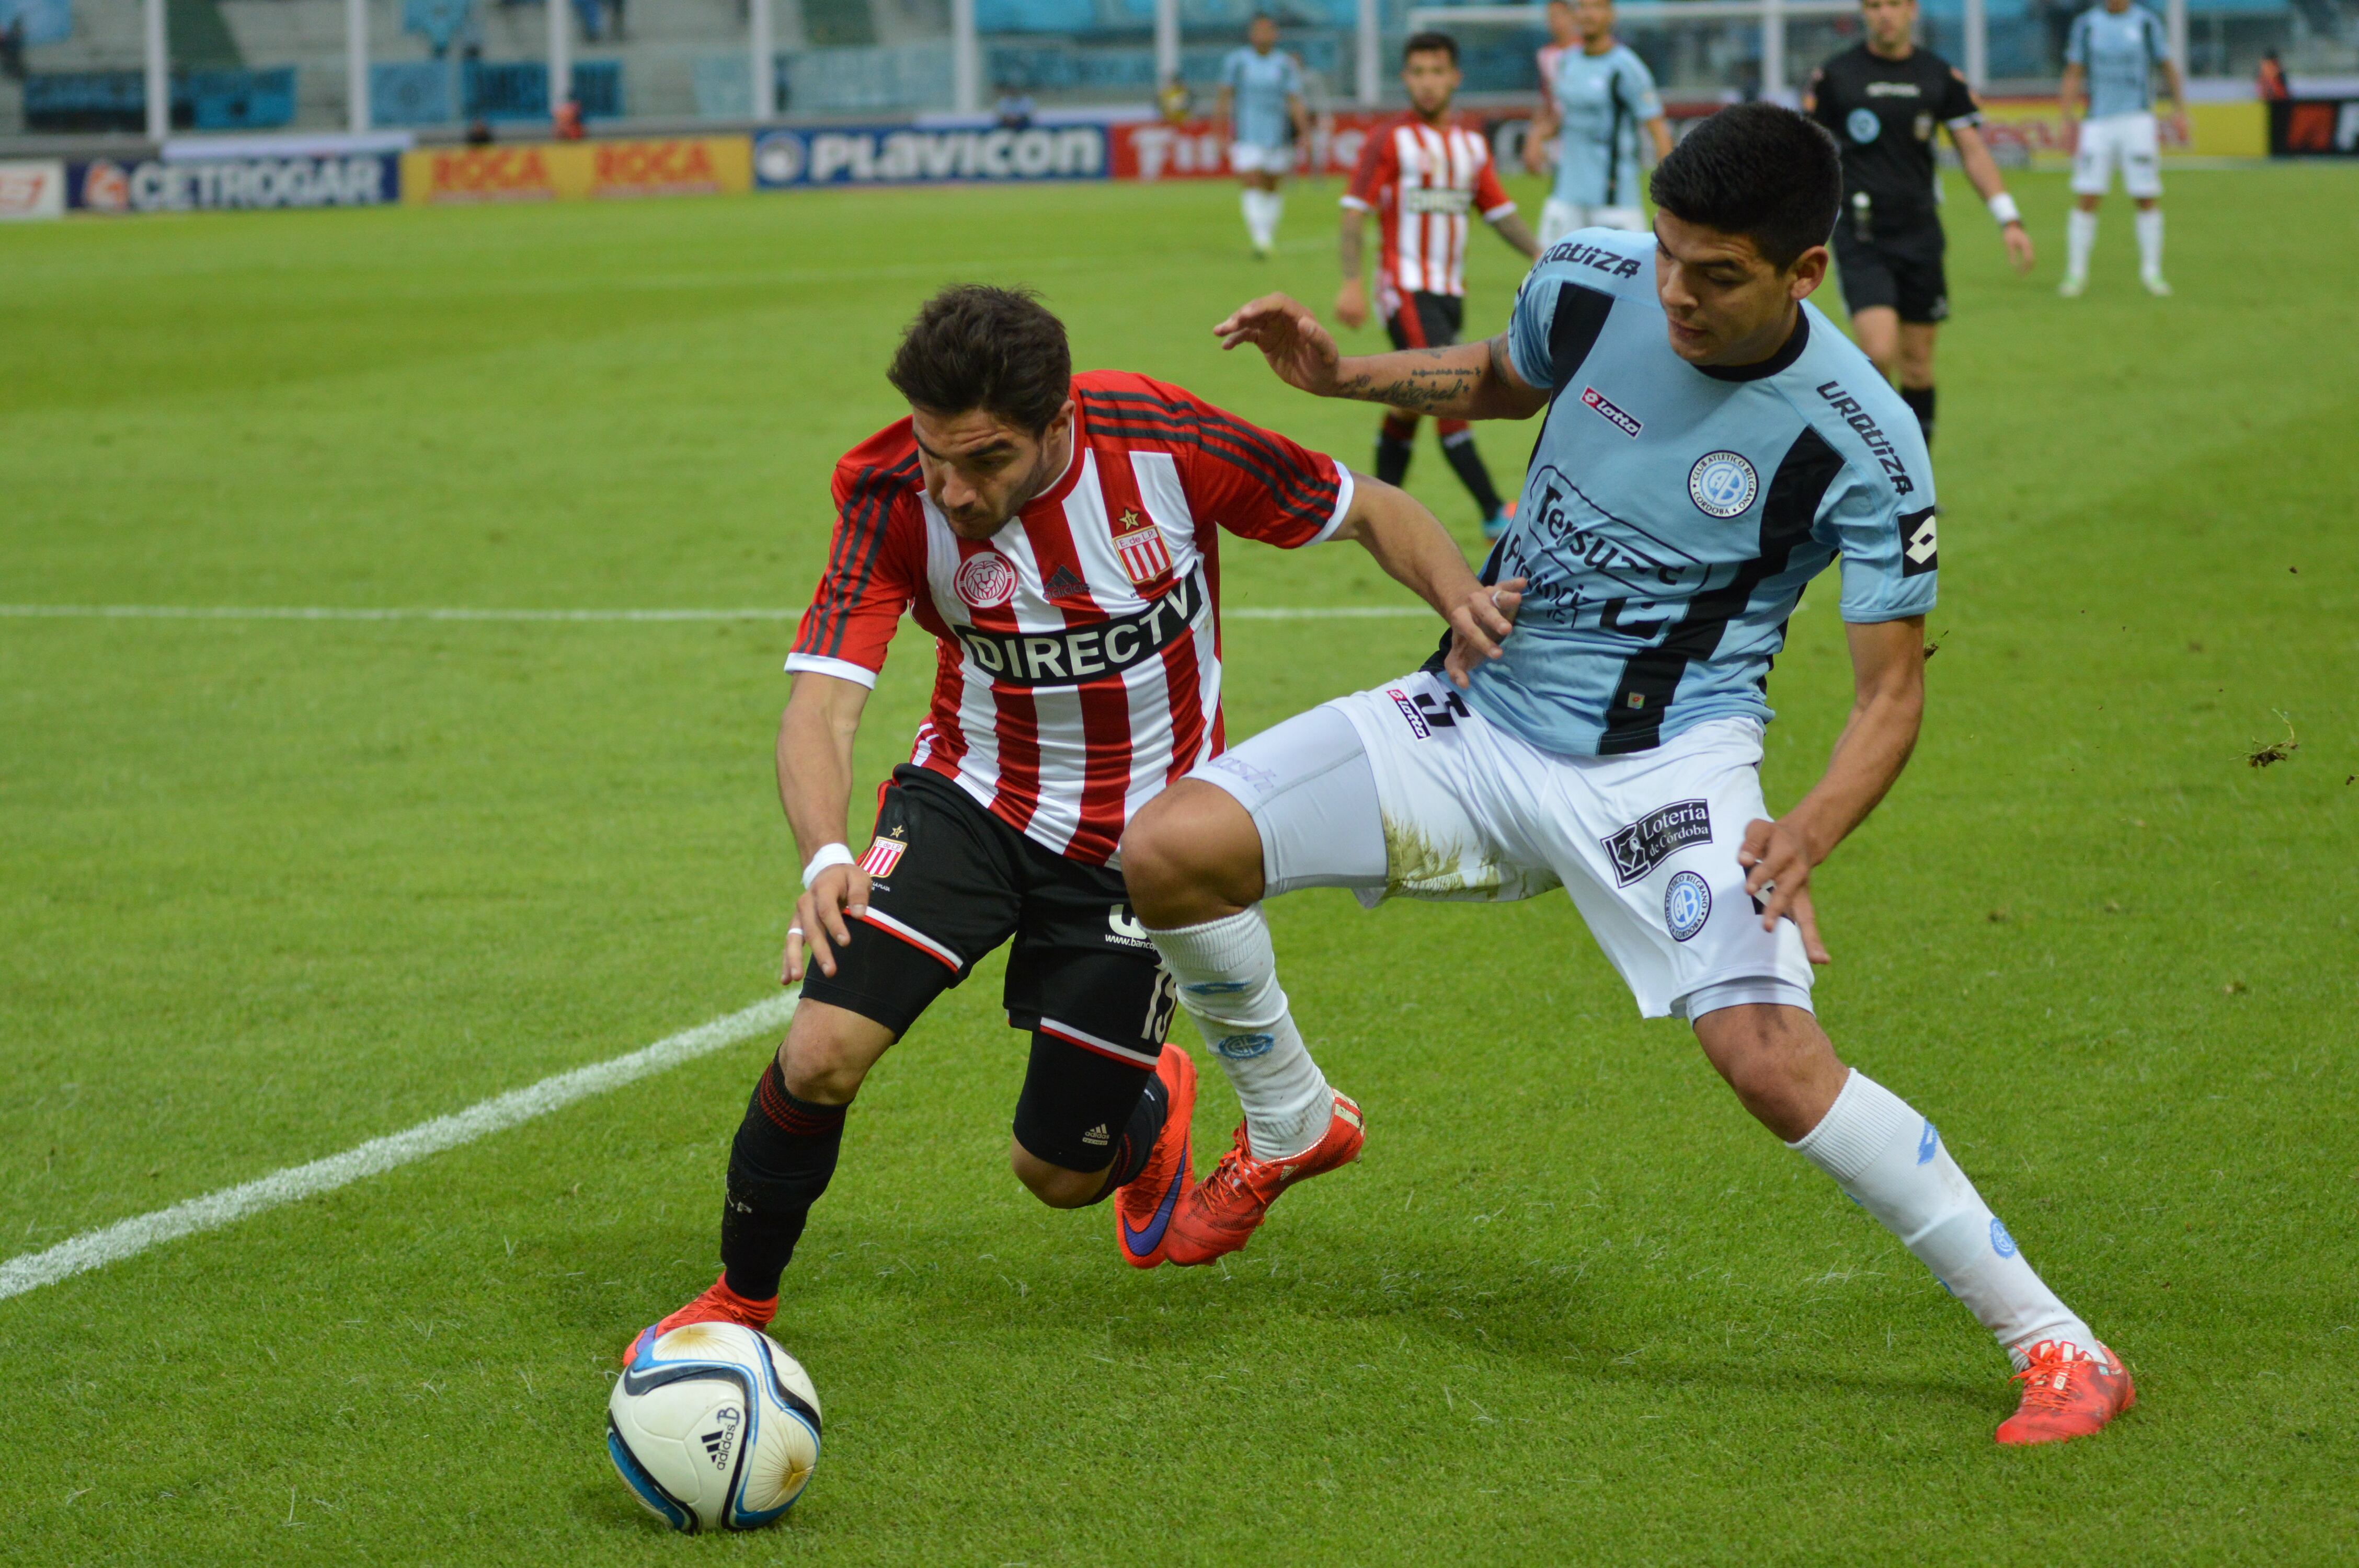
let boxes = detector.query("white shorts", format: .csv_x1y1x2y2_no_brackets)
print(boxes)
1540,199,1646,247
1194,670,1814,1021
2071,112,2163,199
1230,141,1292,176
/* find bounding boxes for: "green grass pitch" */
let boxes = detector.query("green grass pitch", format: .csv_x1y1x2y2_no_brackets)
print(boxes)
2,163,2355,1565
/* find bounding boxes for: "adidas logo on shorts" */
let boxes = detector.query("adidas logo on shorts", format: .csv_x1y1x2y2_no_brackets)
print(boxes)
1081,1124,1109,1147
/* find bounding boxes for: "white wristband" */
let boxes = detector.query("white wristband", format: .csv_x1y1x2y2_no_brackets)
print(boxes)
800,842,854,889
1987,192,2022,228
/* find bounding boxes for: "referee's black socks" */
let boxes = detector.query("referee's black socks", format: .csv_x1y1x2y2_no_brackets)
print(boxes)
1901,385,1936,448
1375,412,1416,486
1438,419,1506,519
719,1058,847,1301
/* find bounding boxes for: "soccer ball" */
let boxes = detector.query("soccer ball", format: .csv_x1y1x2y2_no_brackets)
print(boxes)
608,1321,822,1532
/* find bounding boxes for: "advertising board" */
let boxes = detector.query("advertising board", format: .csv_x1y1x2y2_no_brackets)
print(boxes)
403,138,753,204
753,123,1107,187
67,154,399,213
2270,98,2359,157
0,159,68,221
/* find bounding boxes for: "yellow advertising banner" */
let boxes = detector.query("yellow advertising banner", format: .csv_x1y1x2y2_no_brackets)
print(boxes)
1977,98,2266,166
402,137,752,206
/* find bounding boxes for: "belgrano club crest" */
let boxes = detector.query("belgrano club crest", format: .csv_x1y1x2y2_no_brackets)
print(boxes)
1112,508,1173,588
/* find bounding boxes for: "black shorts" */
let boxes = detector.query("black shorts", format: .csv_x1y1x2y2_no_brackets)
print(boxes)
800,766,1179,1171
1832,223,1950,325
1384,290,1465,352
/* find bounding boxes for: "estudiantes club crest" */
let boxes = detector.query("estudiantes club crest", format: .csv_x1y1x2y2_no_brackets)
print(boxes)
954,551,1017,608
1112,507,1172,587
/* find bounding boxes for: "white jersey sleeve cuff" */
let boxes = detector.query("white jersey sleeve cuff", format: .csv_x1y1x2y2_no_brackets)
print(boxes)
1308,463,1357,545
784,653,879,688
1339,194,1373,211
1482,199,1518,221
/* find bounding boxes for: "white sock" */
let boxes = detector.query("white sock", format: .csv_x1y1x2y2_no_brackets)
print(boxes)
2135,207,2164,276
1789,1070,2102,1369
1147,907,1332,1161
1239,188,1261,246
2065,209,2097,280
1264,190,1285,244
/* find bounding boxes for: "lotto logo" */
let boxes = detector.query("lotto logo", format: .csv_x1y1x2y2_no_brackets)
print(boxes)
1580,386,1642,437
1901,508,1939,577
1386,687,1429,740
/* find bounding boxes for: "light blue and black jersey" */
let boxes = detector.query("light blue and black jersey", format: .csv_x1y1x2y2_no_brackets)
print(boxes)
1458,227,1938,757
1221,48,1303,149
2067,4,2169,118
1551,45,1662,208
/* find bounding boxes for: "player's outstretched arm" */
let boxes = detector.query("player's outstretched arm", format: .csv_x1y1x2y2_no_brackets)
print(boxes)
1737,615,1926,963
1335,207,1370,327
1524,103,1558,173
1327,474,1523,688
1948,122,2035,274
776,671,875,985
1214,294,1549,420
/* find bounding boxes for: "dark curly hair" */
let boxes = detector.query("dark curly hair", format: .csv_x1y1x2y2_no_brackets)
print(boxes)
886,284,1072,432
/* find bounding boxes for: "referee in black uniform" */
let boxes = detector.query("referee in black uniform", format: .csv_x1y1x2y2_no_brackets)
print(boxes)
1806,0,2033,446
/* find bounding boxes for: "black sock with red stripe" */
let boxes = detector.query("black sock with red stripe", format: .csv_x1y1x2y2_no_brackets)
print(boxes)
1438,421,1504,516
719,1058,848,1301
1376,413,1416,486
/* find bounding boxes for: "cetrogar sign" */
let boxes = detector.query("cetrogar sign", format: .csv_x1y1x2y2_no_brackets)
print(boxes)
753,124,1107,188
69,154,398,213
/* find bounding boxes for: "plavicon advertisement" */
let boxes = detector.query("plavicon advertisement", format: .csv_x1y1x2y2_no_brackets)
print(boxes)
753,124,1107,188
68,153,400,213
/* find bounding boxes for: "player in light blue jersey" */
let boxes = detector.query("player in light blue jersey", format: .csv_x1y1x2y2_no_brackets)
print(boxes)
1524,0,1673,244
1120,104,2136,1447
1218,14,1311,257
2059,0,2186,295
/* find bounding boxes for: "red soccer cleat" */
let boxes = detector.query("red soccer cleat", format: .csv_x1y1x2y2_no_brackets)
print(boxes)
1995,1341,2136,1445
1162,1091,1364,1267
623,1273,777,1365
1114,1044,1198,1269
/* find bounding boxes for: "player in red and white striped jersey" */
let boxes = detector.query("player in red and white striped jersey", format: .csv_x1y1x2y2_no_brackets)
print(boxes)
629,287,1511,1348
1335,31,1540,544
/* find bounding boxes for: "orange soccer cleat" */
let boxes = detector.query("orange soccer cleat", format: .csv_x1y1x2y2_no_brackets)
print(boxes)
1114,1043,1199,1269
1162,1091,1364,1267
1995,1341,2136,1446
624,1273,777,1365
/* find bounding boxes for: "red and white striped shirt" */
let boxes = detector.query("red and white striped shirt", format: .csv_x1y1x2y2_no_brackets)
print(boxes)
787,371,1353,867
1343,113,1516,314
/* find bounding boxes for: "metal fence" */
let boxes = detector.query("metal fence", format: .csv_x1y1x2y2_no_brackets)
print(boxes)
2,0,2354,141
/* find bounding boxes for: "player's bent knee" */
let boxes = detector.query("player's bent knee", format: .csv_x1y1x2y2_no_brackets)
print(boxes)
778,1001,895,1105
1009,1139,1108,1209
1691,1002,1847,1142
1119,780,1264,924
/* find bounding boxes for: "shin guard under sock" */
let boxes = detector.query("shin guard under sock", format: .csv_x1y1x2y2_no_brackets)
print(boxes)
719,1058,848,1301
1437,421,1504,515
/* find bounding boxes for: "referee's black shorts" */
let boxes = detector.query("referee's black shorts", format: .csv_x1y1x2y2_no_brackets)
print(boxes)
800,766,1179,1172
1832,222,1950,325
1383,289,1465,352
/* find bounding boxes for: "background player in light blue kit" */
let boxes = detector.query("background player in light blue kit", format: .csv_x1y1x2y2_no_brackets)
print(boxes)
1525,0,1673,244
1218,13,1311,258
1120,104,2137,1448
2059,0,2186,295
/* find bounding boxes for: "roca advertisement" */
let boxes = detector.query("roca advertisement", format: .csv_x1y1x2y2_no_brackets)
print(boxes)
753,123,1108,188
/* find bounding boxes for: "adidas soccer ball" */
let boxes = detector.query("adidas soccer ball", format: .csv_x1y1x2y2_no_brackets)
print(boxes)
608,1322,822,1533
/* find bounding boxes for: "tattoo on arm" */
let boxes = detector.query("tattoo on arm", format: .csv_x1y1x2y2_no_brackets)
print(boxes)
1331,348,1475,413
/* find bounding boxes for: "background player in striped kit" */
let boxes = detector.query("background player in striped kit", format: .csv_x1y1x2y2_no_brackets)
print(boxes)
1218,13,1312,258
2059,0,2186,295
1336,32,1541,539
1525,0,1674,244
630,286,1512,1344
1807,0,2035,445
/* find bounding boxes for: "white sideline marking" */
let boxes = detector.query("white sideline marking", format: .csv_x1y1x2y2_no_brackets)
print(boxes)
0,991,799,1304
0,603,1429,623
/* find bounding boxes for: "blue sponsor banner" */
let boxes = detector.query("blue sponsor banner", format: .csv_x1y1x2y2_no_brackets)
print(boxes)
67,154,402,214
752,123,1107,188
